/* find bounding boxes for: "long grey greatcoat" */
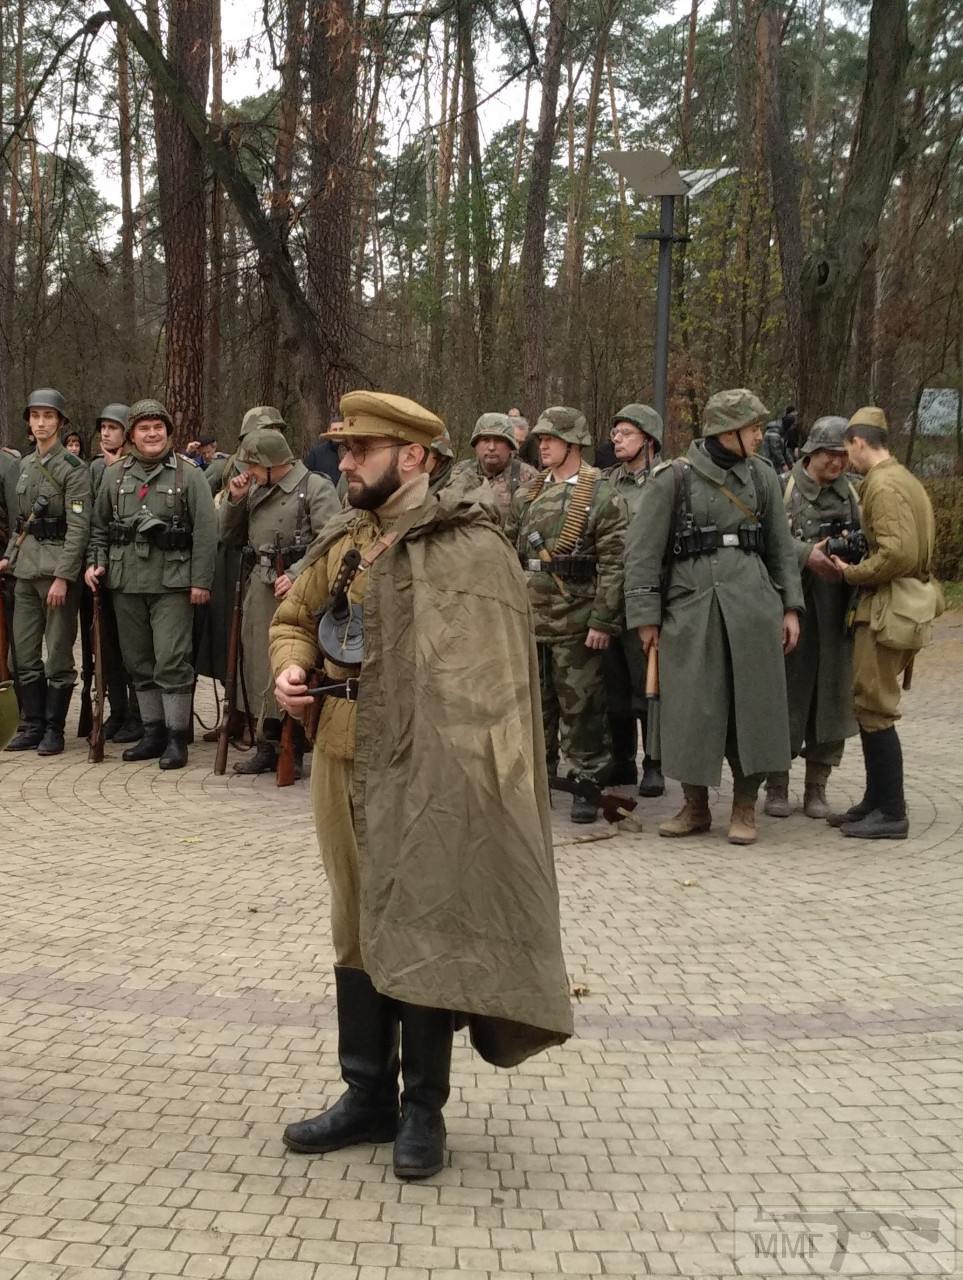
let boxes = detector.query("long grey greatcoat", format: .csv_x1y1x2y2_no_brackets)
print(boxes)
783,460,859,753
625,441,804,785
218,461,338,722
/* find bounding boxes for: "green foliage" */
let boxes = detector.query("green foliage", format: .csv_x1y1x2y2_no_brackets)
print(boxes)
924,478,963,583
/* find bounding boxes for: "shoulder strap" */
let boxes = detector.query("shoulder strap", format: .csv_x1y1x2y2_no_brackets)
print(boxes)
847,481,861,525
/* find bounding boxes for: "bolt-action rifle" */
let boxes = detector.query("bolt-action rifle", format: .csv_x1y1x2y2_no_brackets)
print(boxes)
87,589,105,762
275,534,299,787
215,547,250,775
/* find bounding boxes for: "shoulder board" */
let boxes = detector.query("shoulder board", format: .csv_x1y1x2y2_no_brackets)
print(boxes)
650,459,674,477
754,454,775,470
62,451,82,468
176,453,197,467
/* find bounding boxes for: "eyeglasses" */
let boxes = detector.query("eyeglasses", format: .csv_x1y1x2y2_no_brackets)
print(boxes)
337,440,401,463
610,426,643,441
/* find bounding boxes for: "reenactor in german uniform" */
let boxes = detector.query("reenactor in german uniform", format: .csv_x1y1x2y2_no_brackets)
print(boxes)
87,404,142,743
453,414,539,518
763,417,859,819
625,389,804,845
270,391,571,1181
603,403,665,797
826,406,938,840
506,406,627,823
426,429,456,495
85,399,217,770
219,428,339,774
2,389,91,755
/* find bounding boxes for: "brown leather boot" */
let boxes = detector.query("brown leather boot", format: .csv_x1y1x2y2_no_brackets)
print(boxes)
763,771,791,817
803,761,832,819
728,798,758,845
659,785,711,837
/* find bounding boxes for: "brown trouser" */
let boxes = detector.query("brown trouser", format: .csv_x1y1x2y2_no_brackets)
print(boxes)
852,623,914,732
311,748,362,967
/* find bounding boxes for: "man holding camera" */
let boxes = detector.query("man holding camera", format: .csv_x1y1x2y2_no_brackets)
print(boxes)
826,406,938,840
764,417,860,819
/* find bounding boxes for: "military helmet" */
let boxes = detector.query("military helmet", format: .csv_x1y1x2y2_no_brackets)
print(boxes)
97,403,130,431
24,387,68,422
429,428,454,459
802,416,849,456
236,428,295,468
613,402,664,450
126,398,174,437
470,412,518,449
532,405,591,448
702,388,769,439
848,405,888,434
240,405,287,439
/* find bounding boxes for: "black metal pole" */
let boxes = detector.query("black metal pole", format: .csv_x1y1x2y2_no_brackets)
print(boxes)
653,194,675,423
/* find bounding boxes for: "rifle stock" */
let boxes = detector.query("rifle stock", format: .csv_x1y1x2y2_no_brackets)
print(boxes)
0,574,10,684
548,772,639,825
215,549,248,775
274,535,299,787
87,590,105,763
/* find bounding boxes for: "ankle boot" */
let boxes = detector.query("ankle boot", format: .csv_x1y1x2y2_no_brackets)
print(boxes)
37,685,74,756
728,775,760,846
234,718,281,775
607,716,638,786
393,1004,454,1180
803,761,832,819
283,967,400,1154
659,784,711,837
5,679,47,751
639,757,665,798
763,771,791,817
571,793,599,824
159,691,192,770
828,728,876,826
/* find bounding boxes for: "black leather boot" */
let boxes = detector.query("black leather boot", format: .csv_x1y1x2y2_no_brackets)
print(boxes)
827,728,877,827
607,716,638,786
5,679,46,751
283,966,400,1154
159,730,189,770
113,687,143,743
393,1004,454,1180
639,758,665,798
102,679,129,740
37,685,74,756
123,722,167,761
159,691,191,770
234,719,281,775
841,727,908,839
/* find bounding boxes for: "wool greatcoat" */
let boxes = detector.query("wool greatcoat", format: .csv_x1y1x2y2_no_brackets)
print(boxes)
782,460,859,759
218,461,338,725
270,473,573,1068
624,440,804,786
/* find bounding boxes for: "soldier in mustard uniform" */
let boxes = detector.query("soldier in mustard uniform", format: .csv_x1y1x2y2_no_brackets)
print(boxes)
763,417,859,820
826,406,938,840
219,428,339,774
506,406,628,823
625,389,804,846
453,413,539,518
270,391,571,1182
85,399,217,770
603,403,665,797
2,389,91,755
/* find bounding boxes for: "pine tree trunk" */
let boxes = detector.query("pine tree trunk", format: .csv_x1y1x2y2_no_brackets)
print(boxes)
206,0,224,427
458,0,494,386
117,26,137,400
520,0,568,422
153,0,213,444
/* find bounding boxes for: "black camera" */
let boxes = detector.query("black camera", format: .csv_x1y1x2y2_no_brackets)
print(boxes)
825,530,868,564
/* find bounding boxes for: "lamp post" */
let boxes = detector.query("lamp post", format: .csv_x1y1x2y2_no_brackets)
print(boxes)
602,149,737,423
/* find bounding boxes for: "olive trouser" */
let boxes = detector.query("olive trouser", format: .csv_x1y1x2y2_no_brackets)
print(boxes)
312,749,363,969
852,623,914,733
12,577,82,688
112,592,195,694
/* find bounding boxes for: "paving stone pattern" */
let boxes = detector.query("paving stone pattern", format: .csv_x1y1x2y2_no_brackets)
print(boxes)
2,619,963,1279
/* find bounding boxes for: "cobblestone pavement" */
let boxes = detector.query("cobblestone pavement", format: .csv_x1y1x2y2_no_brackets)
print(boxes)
2,617,963,1280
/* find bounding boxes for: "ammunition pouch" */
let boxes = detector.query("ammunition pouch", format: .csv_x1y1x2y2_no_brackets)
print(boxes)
673,522,764,560
108,522,136,545
152,523,193,551
17,514,67,541
257,545,302,573
522,553,597,582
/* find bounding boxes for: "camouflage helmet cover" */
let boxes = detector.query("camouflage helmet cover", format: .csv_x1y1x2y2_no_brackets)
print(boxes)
613,402,664,450
97,403,130,431
126,398,174,437
240,405,287,438
24,387,68,423
801,415,849,455
470,412,518,449
236,428,295,468
702,388,769,439
429,428,454,459
532,405,591,447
